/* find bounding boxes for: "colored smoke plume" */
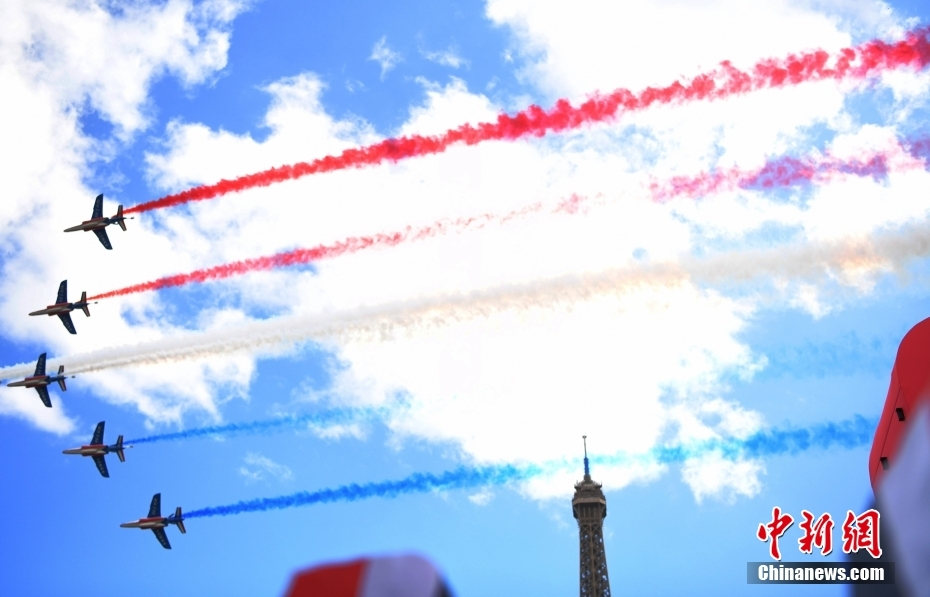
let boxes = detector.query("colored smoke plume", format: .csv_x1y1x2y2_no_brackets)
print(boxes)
96,140,929,302
127,27,930,214
650,135,930,201
1,220,927,380
125,405,394,445
90,196,580,300
184,464,537,519
184,414,875,519
647,415,876,464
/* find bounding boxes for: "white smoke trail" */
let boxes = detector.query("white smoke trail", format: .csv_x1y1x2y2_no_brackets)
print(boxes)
1,221,927,379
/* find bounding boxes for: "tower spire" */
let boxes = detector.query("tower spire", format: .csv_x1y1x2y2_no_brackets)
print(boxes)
583,434,590,478
573,436,611,596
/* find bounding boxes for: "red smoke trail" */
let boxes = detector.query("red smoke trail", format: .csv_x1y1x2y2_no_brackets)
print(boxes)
649,138,930,201
126,27,930,215
94,140,930,301
91,196,586,300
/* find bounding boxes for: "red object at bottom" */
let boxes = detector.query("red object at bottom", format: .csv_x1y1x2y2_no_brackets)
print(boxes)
284,558,367,597
869,317,930,493
283,553,446,597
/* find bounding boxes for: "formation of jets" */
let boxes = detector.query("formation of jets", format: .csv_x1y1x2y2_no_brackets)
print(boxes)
59,420,184,548
63,193,131,250
11,198,128,403
12,196,125,402
27,194,126,336
8,193,186,548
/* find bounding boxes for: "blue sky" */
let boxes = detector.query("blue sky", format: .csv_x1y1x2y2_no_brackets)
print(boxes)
1,1,929,595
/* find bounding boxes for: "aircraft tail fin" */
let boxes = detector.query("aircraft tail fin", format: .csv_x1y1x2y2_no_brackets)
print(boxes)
80,292,90,317
175,507,186,534
57,366,66,391
115,435,126,462
116,205,127,231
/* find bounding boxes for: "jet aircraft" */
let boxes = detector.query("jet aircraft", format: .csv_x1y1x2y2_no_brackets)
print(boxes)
5,352,69,408
62,421,127,478
63,194,131,249
120,493,186,549
28,280,92,334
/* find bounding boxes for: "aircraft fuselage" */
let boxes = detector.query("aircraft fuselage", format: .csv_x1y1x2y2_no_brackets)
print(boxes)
64,217,112,232
29,303,74,316
63,444,108,457
121,517,168,530
7,375,52,388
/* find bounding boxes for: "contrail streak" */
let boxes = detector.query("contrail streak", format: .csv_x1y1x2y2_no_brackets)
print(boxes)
905,136,930,163
1,221,927,380
184,464,538,519
125,405,392,445
90,196,579,300
184,414,875,519
94,141,929,301
645,415,876,465
126,27,930,214
650,136,930,201
751,332,900,380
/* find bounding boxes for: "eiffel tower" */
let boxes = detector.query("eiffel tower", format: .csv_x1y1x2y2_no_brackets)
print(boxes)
573,436,611,596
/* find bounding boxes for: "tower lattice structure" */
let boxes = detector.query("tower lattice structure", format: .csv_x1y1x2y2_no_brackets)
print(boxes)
573,436,611,597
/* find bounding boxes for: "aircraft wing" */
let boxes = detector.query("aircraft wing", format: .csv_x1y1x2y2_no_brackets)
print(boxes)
92,194,103,219
152,527,172,549
92,455,110,478
91,421,105,445
34,385,52,408
58,312,77,334
35,353,46,376
56,280,67,304
93,228,113,250
148,493,162,518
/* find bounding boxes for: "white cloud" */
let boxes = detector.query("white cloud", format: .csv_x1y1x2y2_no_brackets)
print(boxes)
369,35,402,80
0,390,76,435
239,452,294,483
345,78,366,93
485,0,856,101
310,421,367,440
681,452,765,503
0,0,243,139
400,77,499,137
468,489,494,506
146,72,377,193
420,46,468,69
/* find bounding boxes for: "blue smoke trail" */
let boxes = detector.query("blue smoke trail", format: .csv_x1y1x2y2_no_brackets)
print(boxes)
905,135,930,165
185,415,876,520
642,414,877,465
121,334,883,448
752,332,897,380
737,133,930,196
125,405,392,445
185,463,543,519
739,153,890,194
